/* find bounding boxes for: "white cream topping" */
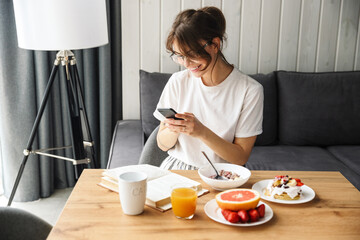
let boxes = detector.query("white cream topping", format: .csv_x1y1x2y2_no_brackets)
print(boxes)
266,180,301,199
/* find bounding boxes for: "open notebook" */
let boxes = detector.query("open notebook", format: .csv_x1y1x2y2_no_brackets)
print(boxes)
98,164,209,211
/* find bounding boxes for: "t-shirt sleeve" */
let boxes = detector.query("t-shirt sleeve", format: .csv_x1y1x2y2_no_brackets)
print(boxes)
153,74,179,122
235,83,264,138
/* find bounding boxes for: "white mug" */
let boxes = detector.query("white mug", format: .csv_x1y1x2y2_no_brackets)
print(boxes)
118,171,147,215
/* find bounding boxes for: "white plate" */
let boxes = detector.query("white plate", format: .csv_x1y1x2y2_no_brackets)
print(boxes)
252,179,316,204
204,199,273,227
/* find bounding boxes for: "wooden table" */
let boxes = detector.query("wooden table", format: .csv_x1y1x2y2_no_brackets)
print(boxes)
48,169,360,240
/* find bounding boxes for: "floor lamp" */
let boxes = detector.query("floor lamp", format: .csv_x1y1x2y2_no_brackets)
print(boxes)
8,0,108,206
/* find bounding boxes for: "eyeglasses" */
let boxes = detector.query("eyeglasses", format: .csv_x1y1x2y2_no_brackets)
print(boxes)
170,41,211,64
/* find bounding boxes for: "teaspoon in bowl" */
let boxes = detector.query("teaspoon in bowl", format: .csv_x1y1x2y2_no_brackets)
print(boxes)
201,151,227,180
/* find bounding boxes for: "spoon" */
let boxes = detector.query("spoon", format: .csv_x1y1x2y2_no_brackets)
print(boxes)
201,151,227,180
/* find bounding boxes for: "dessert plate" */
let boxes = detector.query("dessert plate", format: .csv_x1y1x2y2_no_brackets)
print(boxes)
252,179,316,204
204,199,273,227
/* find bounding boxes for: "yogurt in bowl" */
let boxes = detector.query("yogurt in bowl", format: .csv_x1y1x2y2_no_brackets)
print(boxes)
198,163,251,191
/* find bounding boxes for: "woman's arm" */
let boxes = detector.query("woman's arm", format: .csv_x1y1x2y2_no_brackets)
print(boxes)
199,128,257,165
156,121,180,151
163,112,256,165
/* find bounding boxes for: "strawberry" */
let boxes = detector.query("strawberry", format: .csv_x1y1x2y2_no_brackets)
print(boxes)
295,178,304,186
221,209,232,220
227,211,240,223
248,209,260,222
238,210,249,223
256,204,265,218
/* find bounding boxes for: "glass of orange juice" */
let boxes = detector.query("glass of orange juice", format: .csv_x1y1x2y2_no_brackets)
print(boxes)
171,183,197,219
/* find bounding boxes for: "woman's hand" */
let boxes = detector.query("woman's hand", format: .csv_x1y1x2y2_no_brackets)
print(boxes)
164,112,206,138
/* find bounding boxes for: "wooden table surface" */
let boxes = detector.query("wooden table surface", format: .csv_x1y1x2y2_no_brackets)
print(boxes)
48,169,360,240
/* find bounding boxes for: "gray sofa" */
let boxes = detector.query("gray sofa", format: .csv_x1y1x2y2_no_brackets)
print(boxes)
108,70,360,190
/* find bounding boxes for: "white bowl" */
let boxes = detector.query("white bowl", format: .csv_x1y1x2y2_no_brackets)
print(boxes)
198,163,251,191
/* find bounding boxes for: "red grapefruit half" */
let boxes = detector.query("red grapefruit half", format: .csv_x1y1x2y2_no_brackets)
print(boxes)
215,189,260,211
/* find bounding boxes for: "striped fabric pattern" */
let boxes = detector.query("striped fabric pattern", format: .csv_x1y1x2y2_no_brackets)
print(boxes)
160,155,198,170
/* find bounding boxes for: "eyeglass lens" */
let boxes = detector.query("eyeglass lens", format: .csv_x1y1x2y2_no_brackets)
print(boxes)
171,41,211,64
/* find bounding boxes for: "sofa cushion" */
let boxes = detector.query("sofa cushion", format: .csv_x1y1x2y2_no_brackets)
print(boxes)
140,70,172,140
250,72,278,146
248,145,345,171
107,120,143,168
277,71,360,146
327,146,360,176
247,145,360,190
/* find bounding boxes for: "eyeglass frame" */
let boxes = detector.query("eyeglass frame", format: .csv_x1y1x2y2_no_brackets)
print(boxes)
170,41,212,64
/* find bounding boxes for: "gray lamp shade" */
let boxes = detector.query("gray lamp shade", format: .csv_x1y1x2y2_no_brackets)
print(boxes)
13,0,109,50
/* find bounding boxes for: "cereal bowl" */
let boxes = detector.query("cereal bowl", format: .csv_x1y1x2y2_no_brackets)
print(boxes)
198,163,251,191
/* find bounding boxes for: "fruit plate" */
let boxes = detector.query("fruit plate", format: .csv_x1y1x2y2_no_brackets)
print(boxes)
252,179,316,204
204,199,273,227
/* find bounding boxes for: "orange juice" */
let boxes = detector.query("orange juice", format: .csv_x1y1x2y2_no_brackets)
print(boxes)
171,187,197,219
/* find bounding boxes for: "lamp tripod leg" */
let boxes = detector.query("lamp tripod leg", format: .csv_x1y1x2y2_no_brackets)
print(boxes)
71,62,96,168
61,58,98,178
7,63,59,207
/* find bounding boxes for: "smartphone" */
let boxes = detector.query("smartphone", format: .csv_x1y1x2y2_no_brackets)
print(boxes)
157,108,183,120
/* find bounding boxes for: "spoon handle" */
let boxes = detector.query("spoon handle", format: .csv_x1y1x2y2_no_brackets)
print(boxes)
201,151,220,176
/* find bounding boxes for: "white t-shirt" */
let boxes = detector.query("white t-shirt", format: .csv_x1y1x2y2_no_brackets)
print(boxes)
153,67,263,168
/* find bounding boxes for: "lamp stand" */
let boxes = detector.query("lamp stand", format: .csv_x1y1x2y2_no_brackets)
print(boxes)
7,50,95,206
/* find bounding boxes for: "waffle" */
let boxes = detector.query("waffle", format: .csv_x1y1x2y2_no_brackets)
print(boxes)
264,175,304,200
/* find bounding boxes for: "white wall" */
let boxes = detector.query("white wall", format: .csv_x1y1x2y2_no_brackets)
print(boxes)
122,0,360,119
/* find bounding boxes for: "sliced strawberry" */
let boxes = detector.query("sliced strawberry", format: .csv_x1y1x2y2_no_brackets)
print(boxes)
221,209,232,219
248,209,260,222
256,204,265,218
294,178,304,186
238,210,249,223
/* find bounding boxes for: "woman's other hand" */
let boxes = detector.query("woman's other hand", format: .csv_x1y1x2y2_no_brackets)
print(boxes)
164,112,205,138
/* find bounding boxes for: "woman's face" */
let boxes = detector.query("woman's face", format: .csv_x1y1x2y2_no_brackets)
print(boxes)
172,39,216,78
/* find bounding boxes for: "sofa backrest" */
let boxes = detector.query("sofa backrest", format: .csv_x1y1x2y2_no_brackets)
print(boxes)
249,72,278,146
139,69,278,146
140,70,171,141
276,71,360,146
140,69,360,147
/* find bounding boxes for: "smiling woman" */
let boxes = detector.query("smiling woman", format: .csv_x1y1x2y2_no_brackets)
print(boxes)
154,7,264,171
166,7,230,85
